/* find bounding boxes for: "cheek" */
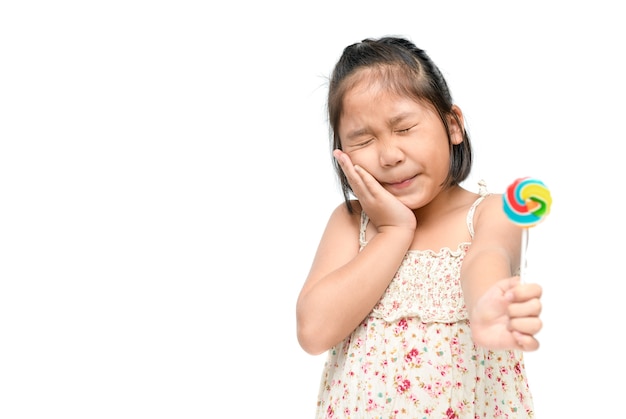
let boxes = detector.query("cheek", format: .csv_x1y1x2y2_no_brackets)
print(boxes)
347,149,378,172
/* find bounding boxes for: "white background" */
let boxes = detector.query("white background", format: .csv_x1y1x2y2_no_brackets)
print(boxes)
1,1,624,417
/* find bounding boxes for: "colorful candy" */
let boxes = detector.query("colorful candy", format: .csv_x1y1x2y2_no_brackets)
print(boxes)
503,177,552,228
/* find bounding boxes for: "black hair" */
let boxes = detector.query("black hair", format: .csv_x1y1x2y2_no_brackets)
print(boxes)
327,36,473,213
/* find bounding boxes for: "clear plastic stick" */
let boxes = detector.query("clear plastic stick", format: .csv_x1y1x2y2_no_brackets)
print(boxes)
519,228,529,282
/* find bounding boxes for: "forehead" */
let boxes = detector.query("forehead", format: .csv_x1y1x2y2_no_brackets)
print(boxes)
342,67,390,97
341,72,431,118
343,63,418,93
340,66,428,111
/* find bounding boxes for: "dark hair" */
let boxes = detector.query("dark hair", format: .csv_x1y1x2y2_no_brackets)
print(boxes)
327,36,473,213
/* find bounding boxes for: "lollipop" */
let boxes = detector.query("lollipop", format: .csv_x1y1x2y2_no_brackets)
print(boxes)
503,177,552,280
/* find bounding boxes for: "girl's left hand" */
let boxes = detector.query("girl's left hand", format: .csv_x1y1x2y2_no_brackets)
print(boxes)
469,276,543,351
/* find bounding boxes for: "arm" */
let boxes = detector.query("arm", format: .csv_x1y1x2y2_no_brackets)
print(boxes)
296,203,413,355
296,151,416,355
460,194,543,351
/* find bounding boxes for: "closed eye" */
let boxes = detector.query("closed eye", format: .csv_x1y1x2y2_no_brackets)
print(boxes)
395,124,417,134
349,138,374,148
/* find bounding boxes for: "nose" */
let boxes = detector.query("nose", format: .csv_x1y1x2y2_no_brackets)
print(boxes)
379,140,405,167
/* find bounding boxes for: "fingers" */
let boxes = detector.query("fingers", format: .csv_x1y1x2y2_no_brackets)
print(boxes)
333,149,385,201
506,282,542,302
509,316,542,335
333,150,367,199
507,292,542,352
506,280,543,351
507,280,542,316
512,331,540,352
508,296,542,317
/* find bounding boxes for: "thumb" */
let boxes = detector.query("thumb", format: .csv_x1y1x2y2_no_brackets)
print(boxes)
502,275,521,301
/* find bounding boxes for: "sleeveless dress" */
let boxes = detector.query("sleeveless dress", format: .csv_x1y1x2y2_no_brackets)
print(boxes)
315,188,534,418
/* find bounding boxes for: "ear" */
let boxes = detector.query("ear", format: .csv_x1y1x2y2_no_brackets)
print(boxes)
448,105,465,145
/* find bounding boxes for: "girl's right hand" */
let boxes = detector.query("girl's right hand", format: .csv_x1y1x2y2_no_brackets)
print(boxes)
333,149,416,234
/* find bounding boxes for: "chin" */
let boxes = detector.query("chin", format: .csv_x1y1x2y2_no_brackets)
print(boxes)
399,198,422,210
398,192,433,210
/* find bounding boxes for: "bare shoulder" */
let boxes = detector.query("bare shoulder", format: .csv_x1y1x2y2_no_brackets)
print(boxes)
463,191,523,277
474,193,519,232
472,192,522,245
325,199,363,237
475,193,507,223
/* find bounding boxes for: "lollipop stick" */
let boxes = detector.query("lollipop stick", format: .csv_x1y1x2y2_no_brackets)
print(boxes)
519,228,529,282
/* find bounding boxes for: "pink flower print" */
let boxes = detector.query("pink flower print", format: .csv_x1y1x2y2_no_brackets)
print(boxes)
361,362,370,374
404,348,419,363
436,364,449,377
395,375,411,394
445,407,459,419
325,405,334,418
424,381,445,398
432,379,445,397
500,380,509,392
366,398,381,412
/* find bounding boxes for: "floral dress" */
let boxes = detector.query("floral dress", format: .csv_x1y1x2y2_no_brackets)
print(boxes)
315,191,534,419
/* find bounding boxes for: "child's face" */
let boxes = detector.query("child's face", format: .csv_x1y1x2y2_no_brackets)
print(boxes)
338,78,464,209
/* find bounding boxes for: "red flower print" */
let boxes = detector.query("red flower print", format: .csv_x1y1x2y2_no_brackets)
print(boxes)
445,407,459,418
395,376,411,393
404,348,419,362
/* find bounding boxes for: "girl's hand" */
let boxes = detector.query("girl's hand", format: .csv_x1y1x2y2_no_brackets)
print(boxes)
333,149,416,234
469,276,543,351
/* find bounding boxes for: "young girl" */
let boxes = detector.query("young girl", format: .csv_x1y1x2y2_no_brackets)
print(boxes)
296,36,543,418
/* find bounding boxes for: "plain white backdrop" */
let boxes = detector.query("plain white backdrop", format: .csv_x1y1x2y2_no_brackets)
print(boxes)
1,1,624,417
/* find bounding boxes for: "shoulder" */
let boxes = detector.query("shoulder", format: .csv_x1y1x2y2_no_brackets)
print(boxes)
315,200,364,260
464,191,523,275
475,193,503,215
472,192,522,240
328,199,363,223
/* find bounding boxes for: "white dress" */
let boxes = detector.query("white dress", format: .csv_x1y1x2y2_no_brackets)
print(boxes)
315,189,534,418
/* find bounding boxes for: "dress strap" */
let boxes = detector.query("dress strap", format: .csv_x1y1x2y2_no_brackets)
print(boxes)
359,211,369,248
466,180,490,239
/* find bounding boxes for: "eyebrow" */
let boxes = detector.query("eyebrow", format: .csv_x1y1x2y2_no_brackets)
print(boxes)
388,112,414,126
345,127,370,142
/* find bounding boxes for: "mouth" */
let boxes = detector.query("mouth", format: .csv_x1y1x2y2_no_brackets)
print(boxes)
384,174,417,189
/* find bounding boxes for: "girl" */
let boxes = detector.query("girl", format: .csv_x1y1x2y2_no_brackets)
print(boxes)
296,36,543,418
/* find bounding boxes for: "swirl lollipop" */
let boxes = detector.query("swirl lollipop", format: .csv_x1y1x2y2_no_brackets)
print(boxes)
503,177,552,280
